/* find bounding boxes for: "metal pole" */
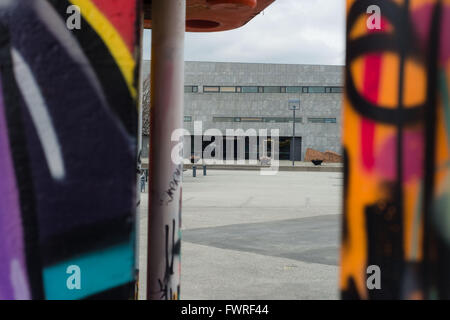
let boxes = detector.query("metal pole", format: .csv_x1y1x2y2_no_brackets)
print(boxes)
147,0,185,300
135,12,144,299
292,109,295,167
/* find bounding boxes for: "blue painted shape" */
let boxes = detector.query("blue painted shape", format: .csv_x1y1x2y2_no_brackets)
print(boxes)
43,239,134,300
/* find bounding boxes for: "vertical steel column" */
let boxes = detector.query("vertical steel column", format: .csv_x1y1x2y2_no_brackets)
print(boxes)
147,0,185,300
135,9,144,299
292,109,295,166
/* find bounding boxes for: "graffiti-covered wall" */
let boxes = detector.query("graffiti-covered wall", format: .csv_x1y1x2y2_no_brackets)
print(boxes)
0,0,141,299
341,0,450,299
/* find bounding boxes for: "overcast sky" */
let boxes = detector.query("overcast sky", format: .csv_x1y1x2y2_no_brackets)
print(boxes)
143,0,346,65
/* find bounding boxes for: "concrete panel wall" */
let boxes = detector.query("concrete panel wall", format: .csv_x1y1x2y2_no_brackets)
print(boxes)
142,60,344,160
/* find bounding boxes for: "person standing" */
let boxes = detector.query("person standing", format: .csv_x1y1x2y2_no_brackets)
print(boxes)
140,171,146,192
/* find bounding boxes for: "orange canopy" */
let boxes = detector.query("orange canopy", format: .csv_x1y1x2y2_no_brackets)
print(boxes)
144,0,275,32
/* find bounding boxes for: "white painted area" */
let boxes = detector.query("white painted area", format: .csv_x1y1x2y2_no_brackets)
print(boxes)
10,259,30,300
0,0,14,9
11,48,66,180
31,0,130,140
32,0,109,110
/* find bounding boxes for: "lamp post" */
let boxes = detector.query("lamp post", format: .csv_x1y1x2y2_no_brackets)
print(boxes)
288,99,300,167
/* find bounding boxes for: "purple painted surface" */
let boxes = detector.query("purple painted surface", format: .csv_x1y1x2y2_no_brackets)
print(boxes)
376,130,424,183
412,5,450,62
0,75,30,300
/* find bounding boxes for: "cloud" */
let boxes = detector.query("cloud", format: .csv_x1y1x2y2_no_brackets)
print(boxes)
143,0,346,65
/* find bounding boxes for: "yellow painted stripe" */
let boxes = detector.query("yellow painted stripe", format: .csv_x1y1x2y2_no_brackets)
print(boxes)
69,0,136,98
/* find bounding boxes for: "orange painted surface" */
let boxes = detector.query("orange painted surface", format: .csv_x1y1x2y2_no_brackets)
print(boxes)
144,0,275,32
341,0,450,299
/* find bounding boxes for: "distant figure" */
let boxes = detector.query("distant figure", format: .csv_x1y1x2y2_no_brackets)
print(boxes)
140,172,146,192
260,156,271,166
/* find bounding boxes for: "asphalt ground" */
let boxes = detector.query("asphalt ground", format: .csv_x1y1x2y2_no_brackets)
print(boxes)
138,169,342,299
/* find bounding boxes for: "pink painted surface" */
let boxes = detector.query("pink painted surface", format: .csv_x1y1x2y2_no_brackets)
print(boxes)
376,130,424,183
360,18,389,171
411,4,450,63
0,76,31,300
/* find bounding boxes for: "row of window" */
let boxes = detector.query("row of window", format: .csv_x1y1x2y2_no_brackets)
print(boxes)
308,117,337,123
184,85,343,94
213,117,303,123
184,116,336,124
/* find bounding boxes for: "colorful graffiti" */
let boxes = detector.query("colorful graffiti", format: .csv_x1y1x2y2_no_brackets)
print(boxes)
0,0,141,299
341,0,450,299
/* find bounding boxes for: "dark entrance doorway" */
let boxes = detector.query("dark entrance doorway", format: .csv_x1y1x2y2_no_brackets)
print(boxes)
290,137,302,161
279,137,302,161
190,135,302,161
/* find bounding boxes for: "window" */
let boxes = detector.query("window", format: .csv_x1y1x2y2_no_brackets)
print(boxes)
263,117,302,123
203,86,220,93
241,86,258,93
286,86,302,93
263,86,281,93
184,86,198,93
308,117,337,123
220,86,236,93
213,116,304,123
203,84,341,93
213,117,234,122
331,87,344,93
308,86,326,93
241,117,263,122
324,87,343,93
184,116,192,122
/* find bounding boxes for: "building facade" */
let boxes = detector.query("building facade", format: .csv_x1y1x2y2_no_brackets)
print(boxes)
142,60,344,161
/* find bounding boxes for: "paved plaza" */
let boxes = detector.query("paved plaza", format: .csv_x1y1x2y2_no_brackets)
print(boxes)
138,169,342,300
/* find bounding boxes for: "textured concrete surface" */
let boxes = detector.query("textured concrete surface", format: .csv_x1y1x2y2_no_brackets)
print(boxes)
138,170,342,300
183,215,339,266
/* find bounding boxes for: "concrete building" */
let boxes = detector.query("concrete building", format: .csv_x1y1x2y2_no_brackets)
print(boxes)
142,60,344,161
